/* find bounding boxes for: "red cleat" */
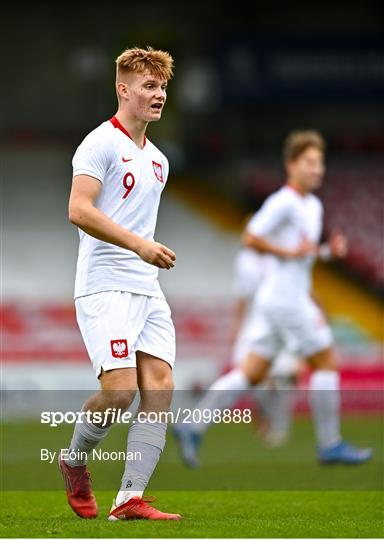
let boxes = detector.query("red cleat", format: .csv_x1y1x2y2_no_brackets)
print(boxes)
108,496,182,521
59,456,98,519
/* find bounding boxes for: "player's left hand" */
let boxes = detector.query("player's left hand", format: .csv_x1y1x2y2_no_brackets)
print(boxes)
329,229,348,258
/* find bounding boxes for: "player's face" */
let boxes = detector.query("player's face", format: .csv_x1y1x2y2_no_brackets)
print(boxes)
287,147,325,191
124,71,168,122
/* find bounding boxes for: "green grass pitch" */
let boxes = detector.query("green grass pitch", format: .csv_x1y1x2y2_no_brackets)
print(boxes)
1,415,383,538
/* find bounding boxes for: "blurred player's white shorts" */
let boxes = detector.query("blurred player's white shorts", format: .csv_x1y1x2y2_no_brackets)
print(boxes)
75,291,176,377
247,298,333,360
232,326,299,378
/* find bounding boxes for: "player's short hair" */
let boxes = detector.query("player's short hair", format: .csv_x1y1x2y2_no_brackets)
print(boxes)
283,130,326,163
115,46,174,81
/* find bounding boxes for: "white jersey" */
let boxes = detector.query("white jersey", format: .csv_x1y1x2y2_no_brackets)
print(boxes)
232,247,264,302
247,185,323,306
72,116,169,300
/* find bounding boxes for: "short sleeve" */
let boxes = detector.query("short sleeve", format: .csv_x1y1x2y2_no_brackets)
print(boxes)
232,249,263,300
247,191,291,237
163,157,169,182
72,131,113,183
232,262,254,300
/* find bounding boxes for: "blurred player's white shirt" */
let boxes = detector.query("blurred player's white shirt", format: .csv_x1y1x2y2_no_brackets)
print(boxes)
247,185,323,306
72,116,169,300
232,247,265,307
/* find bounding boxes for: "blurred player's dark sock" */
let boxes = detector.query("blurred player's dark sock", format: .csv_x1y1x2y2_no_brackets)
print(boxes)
116,421,166,506
65,412,110,467
309,370,341,449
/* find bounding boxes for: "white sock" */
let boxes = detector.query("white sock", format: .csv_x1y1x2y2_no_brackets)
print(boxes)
115,490,143,505
309,370,341,449
255,383,294,439
64,412,110,467
116,421,166,506
192,369,251,435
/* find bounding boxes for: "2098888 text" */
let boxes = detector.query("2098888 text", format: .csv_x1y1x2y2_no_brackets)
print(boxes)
180,408,252,424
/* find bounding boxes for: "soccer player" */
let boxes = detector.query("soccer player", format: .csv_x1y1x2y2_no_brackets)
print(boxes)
59,47,181,521
231,246,300,447
174,130,372,467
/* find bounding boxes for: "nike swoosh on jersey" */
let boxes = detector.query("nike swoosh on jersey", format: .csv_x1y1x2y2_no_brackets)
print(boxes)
122,157,133,162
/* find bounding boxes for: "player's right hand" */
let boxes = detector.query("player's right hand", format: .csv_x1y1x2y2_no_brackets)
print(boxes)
287,238,316,259
136,239,176,269
329,229,348,258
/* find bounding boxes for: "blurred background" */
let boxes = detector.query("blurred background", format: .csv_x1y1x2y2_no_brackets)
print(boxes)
2,1,383,396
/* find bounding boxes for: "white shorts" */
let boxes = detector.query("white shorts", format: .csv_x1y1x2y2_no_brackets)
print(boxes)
248,298,333,360
75,291,176,377
232,320,300,378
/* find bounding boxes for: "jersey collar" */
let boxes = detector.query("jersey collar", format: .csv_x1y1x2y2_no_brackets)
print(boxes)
285,182,307,197
110,116,146,148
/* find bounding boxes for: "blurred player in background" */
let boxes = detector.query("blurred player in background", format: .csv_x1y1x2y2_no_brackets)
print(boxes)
59,46,181,521
175,130,372,468
231,246,300,447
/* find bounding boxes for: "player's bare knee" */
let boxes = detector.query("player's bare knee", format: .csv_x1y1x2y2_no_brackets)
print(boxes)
137,354,174,391
102,389,136,412
147,372,174,392
247,370,265,386
307,347,338,371
241,353,269,386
